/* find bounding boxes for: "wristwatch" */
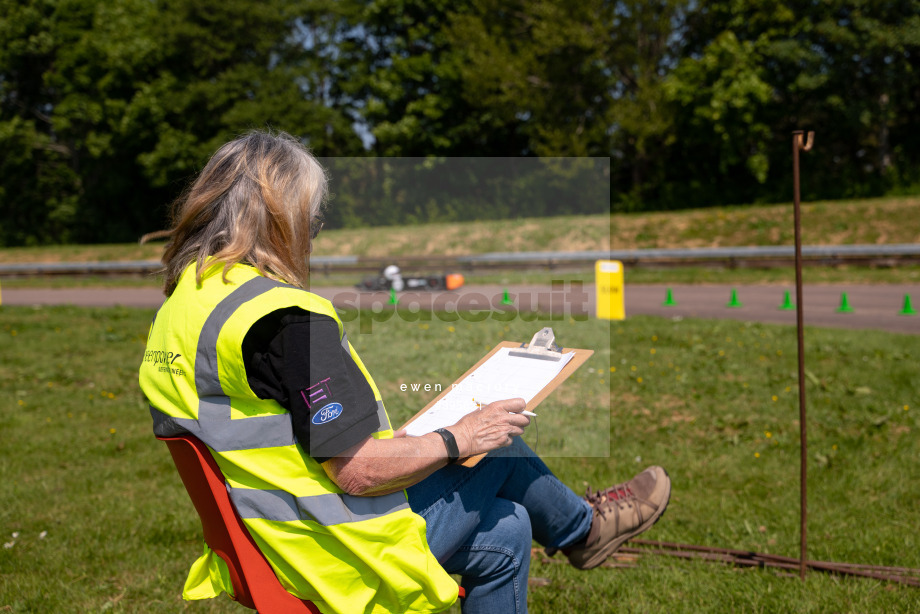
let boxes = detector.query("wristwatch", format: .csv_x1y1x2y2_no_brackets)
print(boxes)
434,428,460,464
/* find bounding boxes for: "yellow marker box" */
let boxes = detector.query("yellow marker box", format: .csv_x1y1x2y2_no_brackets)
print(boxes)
595,260,624,320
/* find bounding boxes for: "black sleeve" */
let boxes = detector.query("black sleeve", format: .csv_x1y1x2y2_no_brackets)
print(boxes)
242,307,380,462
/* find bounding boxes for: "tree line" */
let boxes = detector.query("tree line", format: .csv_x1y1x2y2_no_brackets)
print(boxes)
1,0,918,246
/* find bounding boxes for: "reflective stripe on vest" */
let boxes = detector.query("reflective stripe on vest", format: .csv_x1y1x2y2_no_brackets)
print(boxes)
228,488,409,524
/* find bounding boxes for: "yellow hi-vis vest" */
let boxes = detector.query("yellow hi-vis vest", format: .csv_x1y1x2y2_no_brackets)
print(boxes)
139,262,457,614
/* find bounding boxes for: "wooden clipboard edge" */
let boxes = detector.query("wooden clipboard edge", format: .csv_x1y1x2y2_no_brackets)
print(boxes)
399,340,594,467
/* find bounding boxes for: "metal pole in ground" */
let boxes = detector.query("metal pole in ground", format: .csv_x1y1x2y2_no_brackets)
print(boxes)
792,130,814,581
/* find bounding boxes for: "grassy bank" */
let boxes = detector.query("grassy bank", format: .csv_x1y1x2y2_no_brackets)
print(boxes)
1,305,918,612
1,196,920,289
2,196,919,264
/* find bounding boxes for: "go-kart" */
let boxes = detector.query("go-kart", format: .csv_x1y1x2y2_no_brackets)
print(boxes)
356,265,464,292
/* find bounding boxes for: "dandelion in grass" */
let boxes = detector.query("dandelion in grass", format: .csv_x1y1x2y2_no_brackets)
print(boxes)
772,395,778,402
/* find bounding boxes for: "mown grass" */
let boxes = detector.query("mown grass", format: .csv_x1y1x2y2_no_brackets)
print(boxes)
1,305,918,613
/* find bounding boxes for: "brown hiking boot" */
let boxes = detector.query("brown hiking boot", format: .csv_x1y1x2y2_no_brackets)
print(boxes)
553,466,671,570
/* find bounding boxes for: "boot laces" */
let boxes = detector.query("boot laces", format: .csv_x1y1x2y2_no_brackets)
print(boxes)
585,483,635,518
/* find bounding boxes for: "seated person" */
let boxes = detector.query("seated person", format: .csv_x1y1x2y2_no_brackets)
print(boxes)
139,130,670,614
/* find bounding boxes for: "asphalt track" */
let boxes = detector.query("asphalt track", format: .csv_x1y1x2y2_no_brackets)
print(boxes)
3,282,918,335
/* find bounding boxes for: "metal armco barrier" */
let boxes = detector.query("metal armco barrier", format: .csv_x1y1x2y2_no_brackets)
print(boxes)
1,244,920,277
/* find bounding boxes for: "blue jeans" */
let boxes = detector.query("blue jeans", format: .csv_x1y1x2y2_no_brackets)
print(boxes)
406,438,593,614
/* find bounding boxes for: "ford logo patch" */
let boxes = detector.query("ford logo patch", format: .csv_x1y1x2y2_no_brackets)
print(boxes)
313,402,343,425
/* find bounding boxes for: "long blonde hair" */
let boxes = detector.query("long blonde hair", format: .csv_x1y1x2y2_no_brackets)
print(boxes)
160,130,327,295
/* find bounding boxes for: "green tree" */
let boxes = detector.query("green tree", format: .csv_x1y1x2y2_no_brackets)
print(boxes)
0,0,363,246
353,0,683,212
0,0,82,245
672,0,920,205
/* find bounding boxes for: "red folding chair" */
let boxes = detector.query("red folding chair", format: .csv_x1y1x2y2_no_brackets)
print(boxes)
159,434,465,612
158,434,321,613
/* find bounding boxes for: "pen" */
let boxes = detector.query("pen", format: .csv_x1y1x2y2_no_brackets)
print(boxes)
473,398,537,417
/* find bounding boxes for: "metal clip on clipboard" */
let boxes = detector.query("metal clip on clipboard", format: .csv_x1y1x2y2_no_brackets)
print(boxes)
508,327,563,361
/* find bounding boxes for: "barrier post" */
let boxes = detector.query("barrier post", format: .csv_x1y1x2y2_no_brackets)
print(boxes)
595,260,624,320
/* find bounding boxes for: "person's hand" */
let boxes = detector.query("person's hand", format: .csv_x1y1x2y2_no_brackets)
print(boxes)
448,398,530,458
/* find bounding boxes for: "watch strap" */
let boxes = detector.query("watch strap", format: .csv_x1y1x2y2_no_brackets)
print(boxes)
434,428,460,464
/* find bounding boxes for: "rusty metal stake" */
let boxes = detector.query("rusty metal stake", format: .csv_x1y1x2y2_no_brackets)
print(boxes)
792,130,814,581
623,540,920,587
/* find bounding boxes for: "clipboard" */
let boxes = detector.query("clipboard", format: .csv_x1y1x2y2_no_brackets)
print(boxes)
399,327,594,467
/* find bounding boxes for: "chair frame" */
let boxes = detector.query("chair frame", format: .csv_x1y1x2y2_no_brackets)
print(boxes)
158,434,321,613
159,433,465,611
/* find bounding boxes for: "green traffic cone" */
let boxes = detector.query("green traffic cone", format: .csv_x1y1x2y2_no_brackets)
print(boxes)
388,287,398,305
501,288,513,305
836,292,854,313
899,294,917,316
778,290,795,311
726,288,743,308
662,288,677,307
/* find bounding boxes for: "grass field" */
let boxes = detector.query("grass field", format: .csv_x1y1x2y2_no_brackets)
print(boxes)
1,303,918,612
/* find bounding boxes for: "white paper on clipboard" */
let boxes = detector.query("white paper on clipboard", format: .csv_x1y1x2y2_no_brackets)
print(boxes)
403,347,574,436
